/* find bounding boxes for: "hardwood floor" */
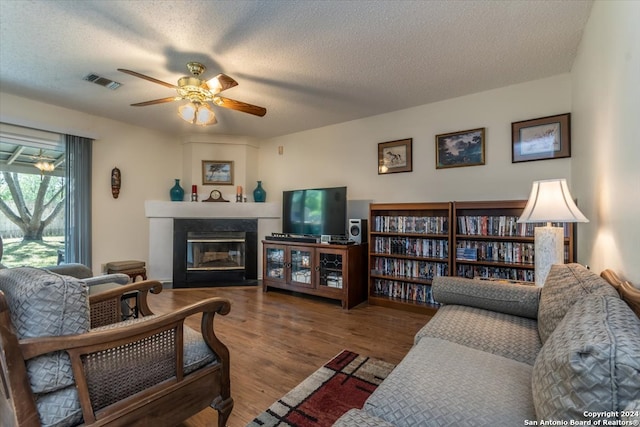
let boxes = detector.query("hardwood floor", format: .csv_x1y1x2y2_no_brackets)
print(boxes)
147,285,431,427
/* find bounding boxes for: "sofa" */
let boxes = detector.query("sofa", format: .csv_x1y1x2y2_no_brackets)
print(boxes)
335,263,640,426
0,266,233,427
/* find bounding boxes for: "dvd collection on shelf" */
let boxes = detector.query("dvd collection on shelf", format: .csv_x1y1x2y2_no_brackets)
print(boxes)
369,209,450,312
455,241,536,264
373,236,448,258
373,215,448,234
368,201,575,313
372,257,448,281
456,247,479,261
456,265,535,282
457,215,570,237
373,279,438,305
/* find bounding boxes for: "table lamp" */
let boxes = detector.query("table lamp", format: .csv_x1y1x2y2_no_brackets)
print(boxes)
517,179,588,286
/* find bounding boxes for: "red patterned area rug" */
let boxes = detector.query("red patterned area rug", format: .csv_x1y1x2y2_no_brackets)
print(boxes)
247,350,395,427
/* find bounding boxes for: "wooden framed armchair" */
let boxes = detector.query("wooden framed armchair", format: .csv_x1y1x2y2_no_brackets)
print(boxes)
0,267,233,427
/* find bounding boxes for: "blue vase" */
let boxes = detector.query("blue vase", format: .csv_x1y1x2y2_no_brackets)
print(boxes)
170,179,184,201
253,181,266,203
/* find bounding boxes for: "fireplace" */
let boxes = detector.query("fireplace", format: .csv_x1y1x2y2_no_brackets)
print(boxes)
173,219,258,287
188,231,246,271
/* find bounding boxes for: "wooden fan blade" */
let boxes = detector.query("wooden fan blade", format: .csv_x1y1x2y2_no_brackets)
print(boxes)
130,97,180,107
207,73,238,94
117,69,178,89
214,96,267,117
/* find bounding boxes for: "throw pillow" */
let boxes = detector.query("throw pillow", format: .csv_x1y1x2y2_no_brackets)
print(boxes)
537,263,618,344
532,294,640,420
0,267,90,393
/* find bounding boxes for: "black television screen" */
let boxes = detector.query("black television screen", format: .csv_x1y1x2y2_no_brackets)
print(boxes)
282,186,347,236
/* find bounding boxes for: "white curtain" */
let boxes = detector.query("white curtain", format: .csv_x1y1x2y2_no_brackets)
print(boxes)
64,134,92,265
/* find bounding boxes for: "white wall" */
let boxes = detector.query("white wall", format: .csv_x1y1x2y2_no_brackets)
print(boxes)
92,127,179,273
259,74,573,211
0,92,181,274
571,0,640,282
180,134,260,202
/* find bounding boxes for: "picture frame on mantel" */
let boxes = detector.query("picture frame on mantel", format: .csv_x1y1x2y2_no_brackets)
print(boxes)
512,113,571,163
378,138,413,174
435,128,485,169
202,160,233,185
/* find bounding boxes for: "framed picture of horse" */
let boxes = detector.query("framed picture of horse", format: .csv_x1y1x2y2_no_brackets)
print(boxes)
378,138,413,174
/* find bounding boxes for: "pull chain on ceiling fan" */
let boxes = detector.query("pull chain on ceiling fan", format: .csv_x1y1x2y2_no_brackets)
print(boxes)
118,62,267,126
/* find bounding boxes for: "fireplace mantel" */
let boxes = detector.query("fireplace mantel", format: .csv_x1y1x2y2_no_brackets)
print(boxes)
145,200,280,219
145,201,281,284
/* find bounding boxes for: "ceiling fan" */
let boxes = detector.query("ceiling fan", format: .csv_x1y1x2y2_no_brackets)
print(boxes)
118,62,267,126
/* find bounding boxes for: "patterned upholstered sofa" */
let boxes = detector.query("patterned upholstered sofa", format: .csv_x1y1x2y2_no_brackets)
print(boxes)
0,267,233,427
335,263,640,426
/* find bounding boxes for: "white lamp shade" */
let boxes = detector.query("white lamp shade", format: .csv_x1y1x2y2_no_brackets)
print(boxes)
518,179,588,223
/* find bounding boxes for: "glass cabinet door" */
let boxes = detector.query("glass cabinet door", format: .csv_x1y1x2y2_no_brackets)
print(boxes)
265,246,286,282
317,251,344,290
290,248,313,287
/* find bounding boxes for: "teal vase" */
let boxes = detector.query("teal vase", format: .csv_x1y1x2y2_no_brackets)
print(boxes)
170,179,184,201
253,181,266,203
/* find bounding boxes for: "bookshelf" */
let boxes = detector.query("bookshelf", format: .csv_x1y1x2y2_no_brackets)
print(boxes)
367,200,577,314
452,200,575,282
368,203,451,314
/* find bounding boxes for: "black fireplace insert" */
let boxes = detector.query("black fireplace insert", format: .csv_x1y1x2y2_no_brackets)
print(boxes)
173,218,257,287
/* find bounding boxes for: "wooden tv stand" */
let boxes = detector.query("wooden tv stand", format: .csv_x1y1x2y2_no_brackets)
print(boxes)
262,240,367,309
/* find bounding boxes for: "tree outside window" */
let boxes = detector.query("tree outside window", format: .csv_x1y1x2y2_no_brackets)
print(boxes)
0,133,66,267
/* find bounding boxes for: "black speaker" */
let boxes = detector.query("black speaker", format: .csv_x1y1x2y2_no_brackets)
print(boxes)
348,219,368,244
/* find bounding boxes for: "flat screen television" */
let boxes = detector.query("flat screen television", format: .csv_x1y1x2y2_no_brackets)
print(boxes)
282,186,347,236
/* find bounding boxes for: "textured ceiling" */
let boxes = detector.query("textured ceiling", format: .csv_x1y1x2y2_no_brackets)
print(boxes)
0,1,593,139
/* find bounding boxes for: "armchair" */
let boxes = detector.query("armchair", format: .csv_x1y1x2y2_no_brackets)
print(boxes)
0,267,233,427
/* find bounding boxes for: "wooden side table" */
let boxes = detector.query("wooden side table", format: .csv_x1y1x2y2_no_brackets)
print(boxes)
106,260,147,282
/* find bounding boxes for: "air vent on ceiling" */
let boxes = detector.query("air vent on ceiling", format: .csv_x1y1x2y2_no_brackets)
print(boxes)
83,73,122,90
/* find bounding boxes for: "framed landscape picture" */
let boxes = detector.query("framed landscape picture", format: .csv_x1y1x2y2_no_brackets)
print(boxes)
202,160,233,185
435,128,485,169
378,138,413,174
512,113,571,163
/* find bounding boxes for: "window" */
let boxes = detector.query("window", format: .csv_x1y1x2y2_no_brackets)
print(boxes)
0,123,92,268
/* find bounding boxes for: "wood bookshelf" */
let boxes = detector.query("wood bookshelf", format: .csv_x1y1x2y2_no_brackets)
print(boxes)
367,200,577,313
368,202,451,315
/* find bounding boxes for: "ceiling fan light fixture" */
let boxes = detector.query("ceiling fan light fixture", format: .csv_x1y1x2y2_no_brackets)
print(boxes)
178,102,216,126
120,62,264,124
33,149,55,173
34,160,55,172
195,103,216,126
178,102,196,122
